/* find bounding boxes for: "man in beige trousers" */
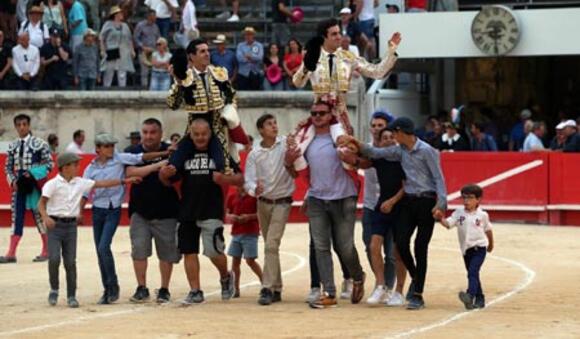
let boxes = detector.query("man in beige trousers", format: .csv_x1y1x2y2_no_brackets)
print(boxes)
244,113,300,305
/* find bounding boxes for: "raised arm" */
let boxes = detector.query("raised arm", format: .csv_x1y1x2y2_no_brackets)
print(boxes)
355,32,400,79
359,143,402,161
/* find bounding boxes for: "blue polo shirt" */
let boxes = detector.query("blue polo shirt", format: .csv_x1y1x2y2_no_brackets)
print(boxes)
211,49,237,79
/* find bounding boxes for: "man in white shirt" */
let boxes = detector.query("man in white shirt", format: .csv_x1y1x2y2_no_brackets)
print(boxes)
174,0,199,48
523,121,547,152
12,31,40,90
145,0,178,39
244,114,300,305
18,6,48,49
65,130,85,154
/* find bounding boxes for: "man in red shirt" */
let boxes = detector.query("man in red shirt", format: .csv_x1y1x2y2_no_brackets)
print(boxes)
226,185,263,297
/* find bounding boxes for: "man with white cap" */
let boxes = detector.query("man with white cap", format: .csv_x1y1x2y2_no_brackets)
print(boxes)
236,26,264,90
562,119,580,152
550,122,567,151
210,34,237,81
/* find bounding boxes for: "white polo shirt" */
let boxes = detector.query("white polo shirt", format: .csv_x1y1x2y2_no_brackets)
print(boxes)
145,0,178,19
446,206,492,255
42,175,95,217
18,20,49,48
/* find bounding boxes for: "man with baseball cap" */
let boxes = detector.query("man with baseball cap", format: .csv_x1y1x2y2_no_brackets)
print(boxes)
563,119,580,152
210,34,237,80
40,28,71,90
345,116,447,310
83,133,170,304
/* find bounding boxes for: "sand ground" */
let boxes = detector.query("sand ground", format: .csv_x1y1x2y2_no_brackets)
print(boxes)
0,222,579,338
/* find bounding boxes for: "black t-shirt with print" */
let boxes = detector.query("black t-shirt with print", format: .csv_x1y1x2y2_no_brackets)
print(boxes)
372,158,406,212
170,137,239,222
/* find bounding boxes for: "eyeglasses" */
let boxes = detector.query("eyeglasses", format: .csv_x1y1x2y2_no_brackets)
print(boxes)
310,110,329,117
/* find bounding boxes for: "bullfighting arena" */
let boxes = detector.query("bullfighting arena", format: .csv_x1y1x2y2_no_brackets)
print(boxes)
0,222,579,338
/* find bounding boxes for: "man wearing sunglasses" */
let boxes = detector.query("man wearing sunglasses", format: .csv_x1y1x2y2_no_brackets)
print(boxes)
289,101,366,309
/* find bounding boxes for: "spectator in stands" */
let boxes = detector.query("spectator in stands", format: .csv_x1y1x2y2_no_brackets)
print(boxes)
134,9,160,88
66,0,88,52
354,0,376,59
19,6,49,49
263,42,284,91
271,0,293,47
282,37,302,90
40,28,70,90
169,133,180,147
100,6,135,88
339,8,363,50
73,28,99,90
174,0,198,49
150,37,172,91
210,34,237,81
561,119,577,143
12,31,40,90
48,133,59,154
563,121,580,152
509,109,532,151
406,0,427,12
420,115,443,146
16,0,30,24
435,122,470,152
78,0,99,31
549,122,566,151
341,34,360,57
0,0,18,45
0,30,15,89
431,0,458,11
236,26,264,91
144,0,177,39
65,129,85,154
43,0,68,38
216,0,239,22
522,121,546,152
470,122,498,151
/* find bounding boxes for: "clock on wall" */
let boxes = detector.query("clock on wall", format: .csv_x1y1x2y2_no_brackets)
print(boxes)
471,5,521,56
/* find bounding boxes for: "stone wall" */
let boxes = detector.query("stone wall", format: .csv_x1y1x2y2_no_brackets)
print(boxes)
0,91,365,152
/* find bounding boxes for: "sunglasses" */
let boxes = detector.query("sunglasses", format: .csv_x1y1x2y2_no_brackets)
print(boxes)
310,110,329,117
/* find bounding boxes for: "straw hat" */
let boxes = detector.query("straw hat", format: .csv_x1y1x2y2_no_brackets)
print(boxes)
28,6,43,14
242,26,256,35
109,6,122,18
213,34,227,44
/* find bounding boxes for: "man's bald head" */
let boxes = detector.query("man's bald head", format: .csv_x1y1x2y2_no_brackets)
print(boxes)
189,119,211,150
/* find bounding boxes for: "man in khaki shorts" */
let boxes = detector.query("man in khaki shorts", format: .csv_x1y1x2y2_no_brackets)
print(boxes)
126,118,180,304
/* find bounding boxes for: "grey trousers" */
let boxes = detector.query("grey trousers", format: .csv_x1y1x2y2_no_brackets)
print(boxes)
307,196,363,296
47,220,78,297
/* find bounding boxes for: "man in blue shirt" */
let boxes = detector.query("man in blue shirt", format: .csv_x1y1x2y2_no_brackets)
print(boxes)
235,26,263,90
210,34,237,82
83,133,170,305
66,0,88,54
470,122,498,151
347,117,447,310
509,109,532,151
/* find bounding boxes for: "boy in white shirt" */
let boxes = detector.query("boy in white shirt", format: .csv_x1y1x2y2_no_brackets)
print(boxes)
38,153,141,308
439,184,494,310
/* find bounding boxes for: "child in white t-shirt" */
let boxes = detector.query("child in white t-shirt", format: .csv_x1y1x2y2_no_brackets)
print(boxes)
38,153,141,308
439,184,494,309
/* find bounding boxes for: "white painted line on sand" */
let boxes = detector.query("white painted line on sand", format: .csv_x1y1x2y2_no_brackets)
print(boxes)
0,251,307,337
384,246,537,339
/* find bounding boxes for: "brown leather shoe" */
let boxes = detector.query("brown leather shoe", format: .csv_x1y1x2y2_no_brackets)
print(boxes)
309,294,337,309
351,272,366,304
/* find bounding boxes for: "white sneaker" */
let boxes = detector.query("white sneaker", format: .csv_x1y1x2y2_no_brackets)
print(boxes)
306,287,321,303
384,291,405,307
227,14,240,22
340,279,353,300
366,286,387,305
215,11,230,19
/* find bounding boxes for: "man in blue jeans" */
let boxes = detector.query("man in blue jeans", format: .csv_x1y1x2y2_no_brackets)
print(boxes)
83,133,170,304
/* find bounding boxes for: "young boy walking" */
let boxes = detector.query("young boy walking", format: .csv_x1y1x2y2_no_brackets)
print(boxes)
226,185,263,297
38,153,141,307
439,184,494,309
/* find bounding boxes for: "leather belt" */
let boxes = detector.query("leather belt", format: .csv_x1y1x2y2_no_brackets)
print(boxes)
50,216,77,223
258,196,293,205
405,191,436,199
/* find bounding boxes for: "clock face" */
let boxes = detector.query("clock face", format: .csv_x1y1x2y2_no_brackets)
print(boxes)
471,5,521,56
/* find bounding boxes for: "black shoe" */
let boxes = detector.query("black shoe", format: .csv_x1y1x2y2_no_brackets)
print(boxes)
474,294,485,309
258,288,273,306
156,288,171,304
406,294,425,310
108,284,120,303
97,290,110,305
0,256,17,264
48,290,58,306
130,286,150,303
405,281,415,301
220,271,236,300
33,255,48,262
272,291,282,303
233,290,240,298
458,291,475,310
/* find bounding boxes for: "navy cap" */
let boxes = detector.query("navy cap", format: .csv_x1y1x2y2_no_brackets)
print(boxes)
372,110,395,124
49,27,60,37
387,117,415,134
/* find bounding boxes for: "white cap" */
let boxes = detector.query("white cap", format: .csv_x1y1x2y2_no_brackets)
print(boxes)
556,122,565,130
339,7,352,15
563,119,577,128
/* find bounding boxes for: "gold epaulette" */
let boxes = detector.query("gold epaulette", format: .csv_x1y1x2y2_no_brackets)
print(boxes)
208,65,229,82
338,49,356,61
182,69,194,87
